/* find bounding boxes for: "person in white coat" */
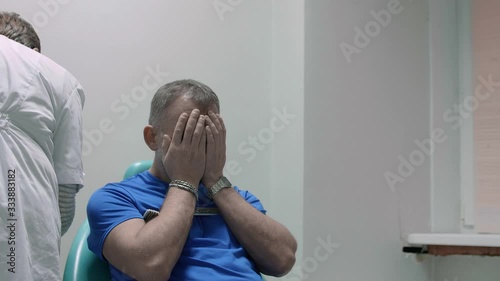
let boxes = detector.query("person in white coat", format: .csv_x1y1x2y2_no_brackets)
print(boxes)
0,12,85,281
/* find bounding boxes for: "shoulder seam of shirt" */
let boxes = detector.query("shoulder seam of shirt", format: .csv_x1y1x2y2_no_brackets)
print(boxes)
13,53,43,112
110,180,141,208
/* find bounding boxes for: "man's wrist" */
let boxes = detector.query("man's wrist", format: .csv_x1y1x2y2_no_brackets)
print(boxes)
207,176,232,200
171,177,200,188
205,181,217,190
204,173,223,191
170,179,199,201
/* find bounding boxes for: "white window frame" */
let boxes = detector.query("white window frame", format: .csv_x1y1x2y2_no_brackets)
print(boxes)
457,0,475,231
409,0,500,247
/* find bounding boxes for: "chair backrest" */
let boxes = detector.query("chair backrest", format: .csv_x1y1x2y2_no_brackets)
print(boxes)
62,220,111,281
122,160,153,180
63,161,152,281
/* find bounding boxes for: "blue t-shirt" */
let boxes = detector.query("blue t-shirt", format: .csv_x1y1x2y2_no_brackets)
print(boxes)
87,171,266,281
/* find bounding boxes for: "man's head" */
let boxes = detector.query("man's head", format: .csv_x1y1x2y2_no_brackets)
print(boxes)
0,12,41,52
148,79,220,129
145,79,220,150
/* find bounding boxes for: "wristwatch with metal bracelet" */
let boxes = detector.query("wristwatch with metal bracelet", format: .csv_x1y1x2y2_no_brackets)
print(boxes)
207,176,232,199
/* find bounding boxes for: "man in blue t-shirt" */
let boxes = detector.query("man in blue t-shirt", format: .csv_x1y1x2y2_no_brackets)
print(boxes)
87,79,297,281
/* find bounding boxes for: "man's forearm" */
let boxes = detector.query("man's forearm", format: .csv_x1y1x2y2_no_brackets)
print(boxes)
141,187,195,252
103,187,196,281
213,188,297,277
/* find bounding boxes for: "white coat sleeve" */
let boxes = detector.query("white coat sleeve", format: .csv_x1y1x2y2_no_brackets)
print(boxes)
53,85,85,186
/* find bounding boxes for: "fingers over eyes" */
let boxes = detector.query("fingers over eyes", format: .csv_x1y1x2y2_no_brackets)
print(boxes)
206,115,219,135
217,114,226,142
206,125,215,145
182,109,200,144
192,115,206,146
199,126,207,152
209,111,223,133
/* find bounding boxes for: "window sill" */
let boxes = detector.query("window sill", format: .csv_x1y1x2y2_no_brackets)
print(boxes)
408,233,500,247
406,233,500,256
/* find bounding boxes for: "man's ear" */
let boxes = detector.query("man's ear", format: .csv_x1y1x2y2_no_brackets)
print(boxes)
144,125,160,151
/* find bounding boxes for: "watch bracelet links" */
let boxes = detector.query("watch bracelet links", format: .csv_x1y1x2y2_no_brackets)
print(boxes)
207,187,218,200
169,179,198,201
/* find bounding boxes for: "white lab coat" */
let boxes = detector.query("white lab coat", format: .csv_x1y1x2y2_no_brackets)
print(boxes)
0,35,84,281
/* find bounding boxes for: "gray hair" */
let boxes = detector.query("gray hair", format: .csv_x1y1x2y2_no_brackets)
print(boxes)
0,12,40,51
149,79,220,127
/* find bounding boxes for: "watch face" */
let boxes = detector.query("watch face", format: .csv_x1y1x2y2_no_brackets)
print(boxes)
209,177,232,199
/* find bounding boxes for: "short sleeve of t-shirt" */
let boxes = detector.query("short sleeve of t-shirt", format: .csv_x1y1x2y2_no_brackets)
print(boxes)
87,185,143,260
234,186,267,215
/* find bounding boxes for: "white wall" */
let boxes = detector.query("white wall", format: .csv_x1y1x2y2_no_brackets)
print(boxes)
303,0,432,280
270,1,305,280
433,256,500,281
429,0,463,234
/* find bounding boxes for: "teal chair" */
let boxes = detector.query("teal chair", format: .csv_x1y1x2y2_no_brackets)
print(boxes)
63,161,152,281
